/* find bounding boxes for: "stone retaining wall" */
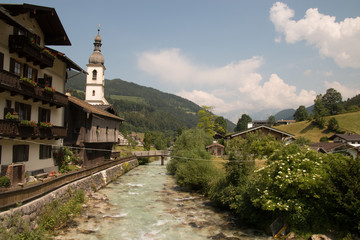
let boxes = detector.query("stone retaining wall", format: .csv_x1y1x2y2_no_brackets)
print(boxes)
0,159,138,230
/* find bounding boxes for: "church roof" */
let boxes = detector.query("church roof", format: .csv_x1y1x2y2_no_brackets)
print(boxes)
89,29,104,65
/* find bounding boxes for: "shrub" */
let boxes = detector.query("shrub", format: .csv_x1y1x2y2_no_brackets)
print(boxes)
53,147,82,173
320,136,329,142
0,176,10,187
323,154,360,235
250,144,329,232
327,117,339,132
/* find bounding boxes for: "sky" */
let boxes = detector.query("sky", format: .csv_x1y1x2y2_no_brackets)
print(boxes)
9,0,360,122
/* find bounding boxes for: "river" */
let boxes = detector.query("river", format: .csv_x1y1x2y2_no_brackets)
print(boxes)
54,160,271,240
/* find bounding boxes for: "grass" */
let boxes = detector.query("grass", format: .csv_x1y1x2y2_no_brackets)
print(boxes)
274,111,360,142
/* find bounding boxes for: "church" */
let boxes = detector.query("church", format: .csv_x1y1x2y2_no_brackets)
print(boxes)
64,28,123,166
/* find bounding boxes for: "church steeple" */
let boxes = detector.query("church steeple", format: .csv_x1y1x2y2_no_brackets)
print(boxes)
85,26,108,106
89,25,105,66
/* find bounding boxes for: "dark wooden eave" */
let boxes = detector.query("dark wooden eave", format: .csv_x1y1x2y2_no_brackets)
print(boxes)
0,3,71,46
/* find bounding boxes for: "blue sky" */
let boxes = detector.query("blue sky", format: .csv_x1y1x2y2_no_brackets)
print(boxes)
9,0,360,122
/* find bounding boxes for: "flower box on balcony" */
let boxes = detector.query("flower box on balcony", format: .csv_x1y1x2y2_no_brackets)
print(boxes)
5,112,19,121
39,122,53,128
42,48,56,58
19,120,38,127
20,77,37,87
44,86,56,94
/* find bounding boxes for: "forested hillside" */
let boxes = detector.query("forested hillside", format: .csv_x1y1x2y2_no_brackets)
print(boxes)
65,71,235,135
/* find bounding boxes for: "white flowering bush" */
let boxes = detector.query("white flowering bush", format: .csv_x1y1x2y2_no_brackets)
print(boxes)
251,144,328,229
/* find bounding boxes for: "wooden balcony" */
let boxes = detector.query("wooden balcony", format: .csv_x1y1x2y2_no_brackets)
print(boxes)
9,35,55,69
0,120,67,139
0,70,68,108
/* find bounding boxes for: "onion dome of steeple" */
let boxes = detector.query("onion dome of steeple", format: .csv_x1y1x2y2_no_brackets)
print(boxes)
89,27,104,65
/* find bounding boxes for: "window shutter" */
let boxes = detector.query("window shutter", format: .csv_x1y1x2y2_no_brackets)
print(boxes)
23,64,28,77
0,52,4,70
10,58,15,74
33,69,38,82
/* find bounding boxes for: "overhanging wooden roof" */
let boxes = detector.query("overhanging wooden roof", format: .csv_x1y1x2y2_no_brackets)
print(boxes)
1,3,71,45
68,96,124,121
226,125,295,139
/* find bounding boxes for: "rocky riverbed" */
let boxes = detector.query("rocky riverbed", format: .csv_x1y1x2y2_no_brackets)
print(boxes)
54,160,271,240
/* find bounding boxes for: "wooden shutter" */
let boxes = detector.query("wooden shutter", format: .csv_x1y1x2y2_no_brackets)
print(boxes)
9,58,15,74
0,52,4,70
23,64,28,78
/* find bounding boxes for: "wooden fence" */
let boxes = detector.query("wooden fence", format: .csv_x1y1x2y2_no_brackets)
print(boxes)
0,155,137,211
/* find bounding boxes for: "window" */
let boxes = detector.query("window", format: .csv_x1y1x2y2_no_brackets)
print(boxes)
92,70,97,80
39,145,52,159
6,100,11,108
10,58,21,76
92,90,95,96
4,100,12,117
22,64,37,81
13,145,29,162
44,74,52,87
15,102,31,121
13,27,26,36
38,107,50,123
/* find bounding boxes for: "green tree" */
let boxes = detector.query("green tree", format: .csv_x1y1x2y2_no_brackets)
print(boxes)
215,116,227,135
327,117,339,132
267,115,275,126
197,106,217,136
293,105,308,121
167,128,217,191
143,132,152,151
322,88,343,115
234,114,252,132
313,94,328,117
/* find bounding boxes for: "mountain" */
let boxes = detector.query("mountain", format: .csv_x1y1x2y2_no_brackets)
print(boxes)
274,105,314,121
274,109,296,121
65,71,236,135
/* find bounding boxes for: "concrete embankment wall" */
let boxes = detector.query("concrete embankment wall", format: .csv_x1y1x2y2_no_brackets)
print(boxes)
0,159,138,230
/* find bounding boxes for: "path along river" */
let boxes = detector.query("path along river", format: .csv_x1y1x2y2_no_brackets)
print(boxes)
55,160,271,240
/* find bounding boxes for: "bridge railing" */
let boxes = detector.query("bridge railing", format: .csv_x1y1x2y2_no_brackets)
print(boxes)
131,150,168,158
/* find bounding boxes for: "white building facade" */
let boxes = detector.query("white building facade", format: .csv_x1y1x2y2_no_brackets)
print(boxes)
0,4,83,185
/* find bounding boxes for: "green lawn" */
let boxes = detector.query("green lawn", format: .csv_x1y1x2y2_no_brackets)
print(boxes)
274,111,360,142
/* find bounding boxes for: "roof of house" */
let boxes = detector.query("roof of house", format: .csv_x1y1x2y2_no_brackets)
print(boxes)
310,142,346,153
329,133,360,142
206,143,225,149
226,125,295,139
0,4,71,45
277,120,296,123
68,96,124,121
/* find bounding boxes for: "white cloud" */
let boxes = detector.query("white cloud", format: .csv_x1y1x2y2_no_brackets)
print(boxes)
177,90,224,108
138,48,318,120
324,81,360,99
324,70,333,77
270,2,360,68
138,48,263,88
304,69,312,76
242,74,316,109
